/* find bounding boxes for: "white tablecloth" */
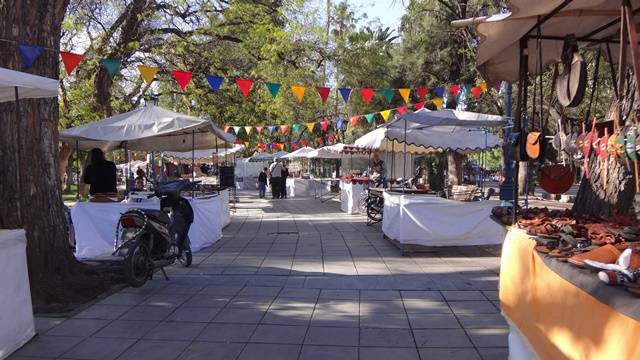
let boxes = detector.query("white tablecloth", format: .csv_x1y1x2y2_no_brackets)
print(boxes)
505,315,537,360
0,229,34,359
219,188,231,227
382,193,504,246
340,181,365,214
72,196,224,259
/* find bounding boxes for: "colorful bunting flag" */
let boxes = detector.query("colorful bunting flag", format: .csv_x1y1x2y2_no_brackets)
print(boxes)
301,139,308,147
398,88,411,104
255,126,263,135
224,125,231,133
60,51,84,75
450,85,460,98
339,87,352,103
432,97,443,108
350,116,359,127
100,59,121,80
306,122,315,132
235,139,242,145
171,70,192,90
291,85,306,103
206,75,224,93
493,81,502,91
292,143,298,150
293,124,303,133
18,44,43,68
267,125,277,135
364,113,375,124
232,126,241,134
320,120,330,132
244,126,253,135
235,79,254,97
416,87,428,101
316,86,330,103
360,88,374,104
471,86,482,99
137,65,159,85
336,119,345,129
266,82,281,98
380,88,394,103
279,143,285,150
413,102,425,110
259,143,266,150
479,82,488,92
435,86,445,97
244,141,250,148
396,106,408,115
280,124,289,134
380,110,391,122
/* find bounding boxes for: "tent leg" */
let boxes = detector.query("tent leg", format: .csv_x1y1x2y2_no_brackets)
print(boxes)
75,140,80,200
14,87,23,221
403,119,407,193
192,129,195,198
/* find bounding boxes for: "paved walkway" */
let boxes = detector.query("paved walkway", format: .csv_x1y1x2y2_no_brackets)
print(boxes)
13,192,507,360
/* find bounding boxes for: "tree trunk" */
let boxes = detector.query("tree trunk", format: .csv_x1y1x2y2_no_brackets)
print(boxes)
0,0,111,311
447,152,464,185
518,161,537,195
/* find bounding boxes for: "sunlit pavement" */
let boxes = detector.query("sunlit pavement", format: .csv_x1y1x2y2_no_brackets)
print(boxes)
15,191,507,360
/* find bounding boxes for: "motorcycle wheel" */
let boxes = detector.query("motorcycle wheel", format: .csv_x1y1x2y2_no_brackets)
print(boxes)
123,242,151,288
177,240,192,267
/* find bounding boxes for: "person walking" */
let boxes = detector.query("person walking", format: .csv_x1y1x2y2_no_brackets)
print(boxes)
269,159,283,199
258,167,268,198
281,165,289,199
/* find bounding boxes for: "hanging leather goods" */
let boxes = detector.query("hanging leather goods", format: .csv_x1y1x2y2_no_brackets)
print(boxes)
583,117,598,179
556,36,587,108
575,122,586,160
631,114,640,193
600,128,609,189
539,164,575,194
526,131,543,159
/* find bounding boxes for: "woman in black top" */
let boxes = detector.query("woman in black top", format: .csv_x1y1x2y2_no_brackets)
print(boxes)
83,148,117,195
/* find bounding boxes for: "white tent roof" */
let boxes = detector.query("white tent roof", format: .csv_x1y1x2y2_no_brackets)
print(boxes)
306,144,346,159
391,108,507,128
0,67,58,103
353,126,501,154
248,150,289,162
281,146,315,159
59,105,235,151
467,0,640,81
163,144,244,163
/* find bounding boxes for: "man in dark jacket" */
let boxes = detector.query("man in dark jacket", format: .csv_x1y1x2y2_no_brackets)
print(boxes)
281,165,289,199
258,167,267,198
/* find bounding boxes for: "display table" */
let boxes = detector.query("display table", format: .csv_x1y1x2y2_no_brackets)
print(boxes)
219,188,231,227
340,181,365,214
500,228,640,359
0,229,34,359
382,192,504,247
72,196,225,259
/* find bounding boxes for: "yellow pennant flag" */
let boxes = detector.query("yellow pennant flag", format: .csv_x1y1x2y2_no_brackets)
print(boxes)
398,88,411,104
291,85,306,103
244,126,253,135
244,141,250,148
306,122,315,132
479,82,487,92
380,110,392,121
432,97,443,109
137,65,159,85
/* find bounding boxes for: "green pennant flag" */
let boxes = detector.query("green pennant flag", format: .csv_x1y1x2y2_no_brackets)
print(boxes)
100,59,122,80
364,113,375,124
266,82,281,98
380,88,394,103
464,83,473,96
292,124,303,133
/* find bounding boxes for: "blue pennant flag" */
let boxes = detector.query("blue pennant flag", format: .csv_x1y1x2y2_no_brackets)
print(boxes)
335,118,345,130
435,86,445,97
338,87,352,103
267,126,277,135
206,75,224,93
232,126,241,134
17,44,43,68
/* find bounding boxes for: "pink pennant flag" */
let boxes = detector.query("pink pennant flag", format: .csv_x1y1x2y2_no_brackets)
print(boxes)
320,121,330,132
280,125,289,134
224,125,231,133
396,106,407,115
255,126,264,135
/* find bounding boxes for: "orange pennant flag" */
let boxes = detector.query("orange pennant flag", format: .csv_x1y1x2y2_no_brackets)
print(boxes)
350,116,359,127
380,110,391,121
291,85,306,103
280,124,289,134
398,88,411,104
432,97,444,109
138,65,159,85
479,82,488,92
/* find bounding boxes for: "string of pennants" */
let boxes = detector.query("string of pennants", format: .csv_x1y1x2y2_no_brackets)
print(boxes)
14,43,501,106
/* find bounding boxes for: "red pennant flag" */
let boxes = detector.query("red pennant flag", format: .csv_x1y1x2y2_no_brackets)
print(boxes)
280,125,289,134
292,143,298,150
235,79,254,97
330,135,335,142
360,88,374,104
255,126,263,135
320,120,330,132
416,87,428,101
315,86,331,103
235,139,242,145
224,125,231,133
171,70,192,90
301,139,308,147
350,116,359,127
259,143,265,150
450,85,460,97
413,102,425,110
471,86,482,99
60,51,84,75
396,106,408,115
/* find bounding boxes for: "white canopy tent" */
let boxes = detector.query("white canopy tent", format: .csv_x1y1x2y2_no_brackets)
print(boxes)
59,105,235,152
281,146,315,159
306,143,346,159
0,67,58,103
390,108,507,129
452,0,640,81
163,144,245,164
248,150,289,162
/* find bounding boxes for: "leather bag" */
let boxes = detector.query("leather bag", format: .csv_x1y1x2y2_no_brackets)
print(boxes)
526,132,542,159
539,164,574,194
556,45,587,108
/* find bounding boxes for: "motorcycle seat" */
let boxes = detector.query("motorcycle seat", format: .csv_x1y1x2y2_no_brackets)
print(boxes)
144,209,170,224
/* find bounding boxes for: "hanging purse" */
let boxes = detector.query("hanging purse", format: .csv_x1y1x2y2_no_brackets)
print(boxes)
539,164,575,194
556,36,587,108
526,132,542,159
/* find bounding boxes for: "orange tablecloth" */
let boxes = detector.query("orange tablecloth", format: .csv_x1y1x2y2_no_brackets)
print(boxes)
500,228,640,360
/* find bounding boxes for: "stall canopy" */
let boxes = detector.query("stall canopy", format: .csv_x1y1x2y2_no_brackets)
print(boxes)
248,150,289,162
163,144,244,163
458,0,640,81
281,146,315,159
306,143,347,159
353,125,501,154
59,105,235,151
390,108,507,128
0,67,58,103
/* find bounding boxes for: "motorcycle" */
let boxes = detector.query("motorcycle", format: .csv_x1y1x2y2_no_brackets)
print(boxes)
114,179,194,287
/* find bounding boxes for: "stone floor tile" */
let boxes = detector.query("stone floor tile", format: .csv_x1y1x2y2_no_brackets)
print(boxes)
304,326,359,346
46,319,110,337
278,288,320,299
318,289,359,300
359,328,415,348
73,305,132,320
448,301,499,315
360,290,401,301
238,286,282,297
182,295,230,308
413,329,474,348
359,347,420,360
116,340,190,360
93,320,158,339
60,337,136,360
418,348,481,360
299,345,357,360
213,308,266,324
13,335,84,358
360,300,405,314
167,307,222,322
400,291,444,301
34,317,65,333
178,342,244,360
477,347,509,360
237,343,300,360
197,323,257,342
457,314,508,329
466,328,509,347
442,290,487,301
141,293,191,307
143,321,206,341
249,324,306,344
97,293,149,306
119,305,176,321
360,313,410,329
402,300,451,314
407,313,461,329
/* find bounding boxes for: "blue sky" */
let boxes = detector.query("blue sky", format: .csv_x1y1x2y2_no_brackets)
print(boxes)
346,0,406,29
